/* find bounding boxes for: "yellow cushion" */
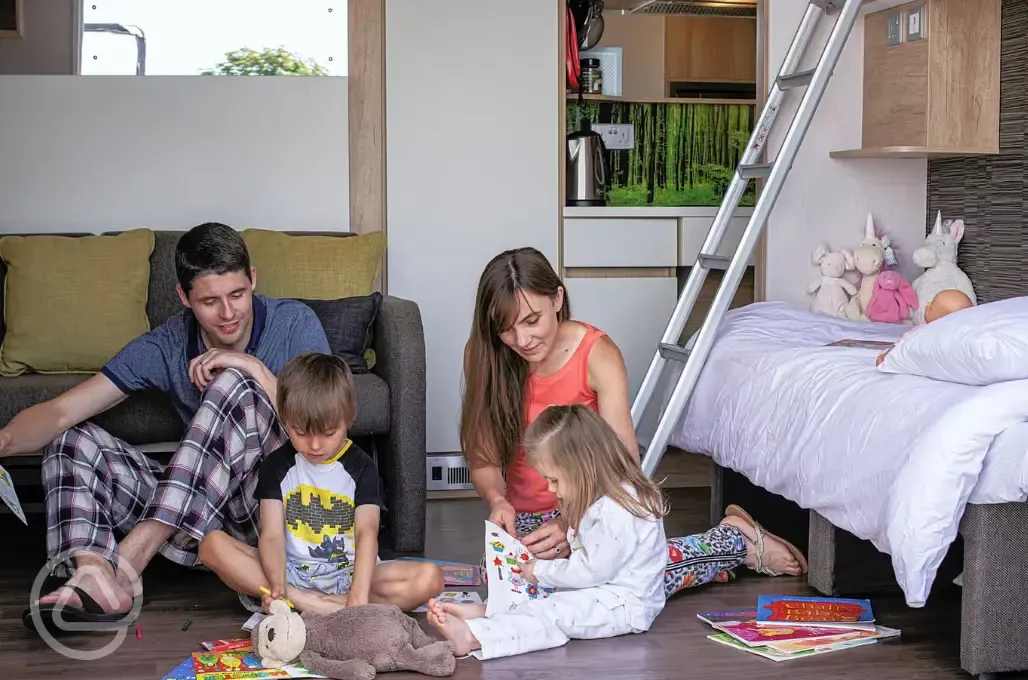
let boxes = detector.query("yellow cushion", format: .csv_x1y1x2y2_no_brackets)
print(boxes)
0,230,154,376
242,230,385,300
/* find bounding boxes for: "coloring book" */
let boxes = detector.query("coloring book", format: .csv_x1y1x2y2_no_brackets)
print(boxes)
756,595,876,631
482,520,556,616
191,650,324,680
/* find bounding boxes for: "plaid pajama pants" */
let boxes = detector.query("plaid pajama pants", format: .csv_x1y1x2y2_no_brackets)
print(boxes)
42,368,285,571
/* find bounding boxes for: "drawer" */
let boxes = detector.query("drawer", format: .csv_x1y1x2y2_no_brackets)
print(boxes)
563,218,678,268
678,212,753,266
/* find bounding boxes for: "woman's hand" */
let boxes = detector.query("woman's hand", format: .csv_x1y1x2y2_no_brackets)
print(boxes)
521,519,570,560
488,498,517,536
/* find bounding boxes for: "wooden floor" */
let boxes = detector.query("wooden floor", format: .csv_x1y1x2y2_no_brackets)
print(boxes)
0,488,1021,679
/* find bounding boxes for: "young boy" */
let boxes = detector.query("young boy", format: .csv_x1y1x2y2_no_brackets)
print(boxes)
197,353,443,615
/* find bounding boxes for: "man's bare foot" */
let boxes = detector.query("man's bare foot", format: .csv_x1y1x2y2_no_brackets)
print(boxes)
35,565,133,614
438,601,486,620
426,599,480,657
720,516,802,576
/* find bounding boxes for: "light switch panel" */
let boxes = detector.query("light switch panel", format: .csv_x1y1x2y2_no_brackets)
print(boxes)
886,11,902,46
906,4,925,41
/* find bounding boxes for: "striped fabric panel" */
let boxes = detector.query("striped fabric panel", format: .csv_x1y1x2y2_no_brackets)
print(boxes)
925,0,1028,303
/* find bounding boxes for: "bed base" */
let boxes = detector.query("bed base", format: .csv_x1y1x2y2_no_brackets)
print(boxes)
711,464,1028,677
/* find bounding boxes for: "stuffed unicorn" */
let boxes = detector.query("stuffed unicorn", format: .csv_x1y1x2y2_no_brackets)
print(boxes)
866,270,918,324
808,243,857,319
910,211,977,325
844,213,891,322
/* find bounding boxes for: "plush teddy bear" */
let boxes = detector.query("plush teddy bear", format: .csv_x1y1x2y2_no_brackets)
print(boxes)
865,270,918,324
807,243,857,319
253,600,456,680
844,213,891,322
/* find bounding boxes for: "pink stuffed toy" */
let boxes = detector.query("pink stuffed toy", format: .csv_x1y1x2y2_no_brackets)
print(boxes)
866,270,918,324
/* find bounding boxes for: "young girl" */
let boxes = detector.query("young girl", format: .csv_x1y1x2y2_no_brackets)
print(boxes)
427,404,668,660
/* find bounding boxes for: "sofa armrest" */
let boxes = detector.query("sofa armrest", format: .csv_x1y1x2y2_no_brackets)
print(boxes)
372,295,427,553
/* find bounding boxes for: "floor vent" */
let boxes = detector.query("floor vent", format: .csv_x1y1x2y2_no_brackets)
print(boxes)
426,454,474,491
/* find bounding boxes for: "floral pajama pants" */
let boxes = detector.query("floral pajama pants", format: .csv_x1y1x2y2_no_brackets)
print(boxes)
487,508,748,599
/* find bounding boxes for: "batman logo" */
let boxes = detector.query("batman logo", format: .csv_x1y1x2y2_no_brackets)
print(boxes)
284,484,355,544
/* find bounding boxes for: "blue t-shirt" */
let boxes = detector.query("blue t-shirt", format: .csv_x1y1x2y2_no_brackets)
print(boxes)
101,295,330,424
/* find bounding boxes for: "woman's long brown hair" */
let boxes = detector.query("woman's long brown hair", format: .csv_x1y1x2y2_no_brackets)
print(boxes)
460,247,570,470
524,404,668,532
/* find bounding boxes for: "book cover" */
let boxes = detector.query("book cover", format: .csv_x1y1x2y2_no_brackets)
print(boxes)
412,590,483,613
826,339,895,351
756,595,875,631
715,620,869,647
200,637,253,652
697,609,757,625
707,632,876,662
765,625,900,654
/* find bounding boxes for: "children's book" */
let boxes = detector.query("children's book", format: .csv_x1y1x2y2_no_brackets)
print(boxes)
715,620,873,647
163,658,198,680
825,339,895,351
482,520,556,616
241,612,265,632
0,464,27,525
756,595,876,631
192,650,324,680
764,625,900,654
696,609,757,625
707,632,877,662
412,590,483,613
394,557,482,587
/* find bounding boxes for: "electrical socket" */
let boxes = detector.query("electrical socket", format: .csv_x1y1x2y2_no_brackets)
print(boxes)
886,10,902,46
596,124,634,150
906,4,925,41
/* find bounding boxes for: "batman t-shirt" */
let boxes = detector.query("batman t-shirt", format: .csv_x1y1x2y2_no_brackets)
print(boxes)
254,439,383,571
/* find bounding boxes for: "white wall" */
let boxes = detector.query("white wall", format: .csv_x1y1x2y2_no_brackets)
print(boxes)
765,0,926,304
386,0,561,453
0,76,349,233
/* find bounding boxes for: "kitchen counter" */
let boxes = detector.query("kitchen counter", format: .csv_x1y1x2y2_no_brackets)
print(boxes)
564,206,753,218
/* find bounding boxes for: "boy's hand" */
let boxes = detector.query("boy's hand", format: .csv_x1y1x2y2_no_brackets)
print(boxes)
521,559,538,585
262,584,287,611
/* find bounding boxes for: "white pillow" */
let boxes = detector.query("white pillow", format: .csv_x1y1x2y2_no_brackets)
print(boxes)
879,296,1028,385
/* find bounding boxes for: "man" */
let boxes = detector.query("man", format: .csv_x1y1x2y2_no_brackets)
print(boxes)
1,223,330,631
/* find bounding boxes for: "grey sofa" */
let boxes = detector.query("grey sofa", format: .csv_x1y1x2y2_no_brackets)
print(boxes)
0,230,428,553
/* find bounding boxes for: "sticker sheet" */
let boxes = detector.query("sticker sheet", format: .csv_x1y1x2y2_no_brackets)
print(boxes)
483,520,555,616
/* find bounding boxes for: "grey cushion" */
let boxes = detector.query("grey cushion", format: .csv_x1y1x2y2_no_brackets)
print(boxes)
297,293,383,374
0,371,390,449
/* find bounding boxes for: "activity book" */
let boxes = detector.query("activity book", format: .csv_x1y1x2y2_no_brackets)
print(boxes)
162,639,325,680
698,596,900,661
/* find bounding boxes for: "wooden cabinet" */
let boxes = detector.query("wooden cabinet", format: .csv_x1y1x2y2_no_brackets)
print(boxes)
664,16,757,84
831,0,1001,158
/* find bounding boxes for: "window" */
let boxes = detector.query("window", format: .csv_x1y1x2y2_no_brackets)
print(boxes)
79,0,346,76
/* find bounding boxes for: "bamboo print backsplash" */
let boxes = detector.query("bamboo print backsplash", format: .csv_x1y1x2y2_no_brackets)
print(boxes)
567,100,756,207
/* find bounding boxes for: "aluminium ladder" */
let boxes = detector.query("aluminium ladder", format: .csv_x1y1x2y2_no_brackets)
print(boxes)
633,0,865,478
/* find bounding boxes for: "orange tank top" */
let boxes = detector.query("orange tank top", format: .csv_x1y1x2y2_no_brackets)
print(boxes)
505,322,607,514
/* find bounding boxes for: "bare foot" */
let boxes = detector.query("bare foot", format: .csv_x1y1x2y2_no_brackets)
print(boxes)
35,563,133,614
438,602,486,620
720,516,802,576
426,599,480,657
299,593,347,616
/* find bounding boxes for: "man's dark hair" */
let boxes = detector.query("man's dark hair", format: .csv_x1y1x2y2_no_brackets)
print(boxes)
175,222,252,295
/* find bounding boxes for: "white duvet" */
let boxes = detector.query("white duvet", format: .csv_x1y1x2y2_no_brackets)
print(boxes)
670,301,1028,607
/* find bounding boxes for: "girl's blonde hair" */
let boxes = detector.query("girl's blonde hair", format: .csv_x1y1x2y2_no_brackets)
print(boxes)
523,404,668,532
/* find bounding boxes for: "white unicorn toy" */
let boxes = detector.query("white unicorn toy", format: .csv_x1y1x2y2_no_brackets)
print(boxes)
910,211,977,325
844,213,890,322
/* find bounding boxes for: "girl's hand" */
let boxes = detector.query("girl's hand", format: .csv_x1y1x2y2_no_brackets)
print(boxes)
521,519,570,560
521,559,538,585
488,498,517,535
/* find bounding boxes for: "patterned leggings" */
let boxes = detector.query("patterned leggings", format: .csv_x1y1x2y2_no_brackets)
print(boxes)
493,509,748,599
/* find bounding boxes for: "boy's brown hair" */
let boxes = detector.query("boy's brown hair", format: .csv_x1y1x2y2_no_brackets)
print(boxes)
276,353,357,433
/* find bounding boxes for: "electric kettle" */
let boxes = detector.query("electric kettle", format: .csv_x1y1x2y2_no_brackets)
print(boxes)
566,120,608,207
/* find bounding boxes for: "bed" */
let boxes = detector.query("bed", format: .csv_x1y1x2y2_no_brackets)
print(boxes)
667,301,1028,678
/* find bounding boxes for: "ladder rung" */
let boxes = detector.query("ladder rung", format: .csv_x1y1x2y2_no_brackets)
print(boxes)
698,255,732,270
738,163,772,180
778,68,815,90
810,0,847,11
658,343,691,363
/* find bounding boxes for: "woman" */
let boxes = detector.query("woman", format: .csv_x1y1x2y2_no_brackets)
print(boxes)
460,247,807,597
